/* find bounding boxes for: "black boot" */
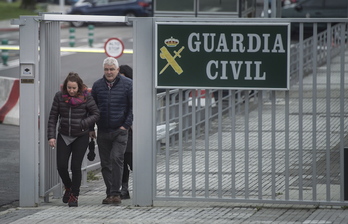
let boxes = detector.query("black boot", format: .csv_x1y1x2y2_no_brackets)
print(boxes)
62,187,71,203
120,182,130,199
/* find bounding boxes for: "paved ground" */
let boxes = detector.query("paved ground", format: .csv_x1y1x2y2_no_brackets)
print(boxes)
0,169,348,224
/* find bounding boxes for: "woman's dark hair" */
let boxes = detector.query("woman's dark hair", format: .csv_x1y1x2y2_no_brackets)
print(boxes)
62,72,84,95
119,65,133,80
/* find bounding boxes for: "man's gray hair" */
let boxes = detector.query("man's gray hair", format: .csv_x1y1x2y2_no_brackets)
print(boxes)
103,57,119,68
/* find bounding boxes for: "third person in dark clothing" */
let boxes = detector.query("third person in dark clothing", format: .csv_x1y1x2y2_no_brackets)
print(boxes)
119,65,133,199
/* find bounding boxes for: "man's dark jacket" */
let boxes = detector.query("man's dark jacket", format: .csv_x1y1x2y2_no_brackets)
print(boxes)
91,75,133,132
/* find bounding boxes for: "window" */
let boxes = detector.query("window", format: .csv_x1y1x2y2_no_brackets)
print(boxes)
325,0,347,8
198,0,238,13
155,0,194,11
301,0,324,8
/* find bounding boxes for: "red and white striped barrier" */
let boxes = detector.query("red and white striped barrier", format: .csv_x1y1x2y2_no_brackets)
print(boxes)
0,77,19,126
188,89,216,107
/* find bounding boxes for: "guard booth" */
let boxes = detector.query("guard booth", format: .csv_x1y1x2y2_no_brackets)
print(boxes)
154,0,256,18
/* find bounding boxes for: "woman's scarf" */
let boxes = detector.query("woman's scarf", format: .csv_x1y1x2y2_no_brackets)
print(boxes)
62,89,88,106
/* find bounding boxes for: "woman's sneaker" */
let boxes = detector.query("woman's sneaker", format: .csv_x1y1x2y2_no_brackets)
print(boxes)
62,188,71,203
68,194,78,207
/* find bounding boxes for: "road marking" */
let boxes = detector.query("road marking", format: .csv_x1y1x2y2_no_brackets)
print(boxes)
0,44,133,71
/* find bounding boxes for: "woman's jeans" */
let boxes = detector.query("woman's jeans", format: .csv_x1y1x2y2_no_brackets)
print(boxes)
56,133,89,196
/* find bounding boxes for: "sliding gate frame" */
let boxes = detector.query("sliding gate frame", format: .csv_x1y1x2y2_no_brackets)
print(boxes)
16,14,348,207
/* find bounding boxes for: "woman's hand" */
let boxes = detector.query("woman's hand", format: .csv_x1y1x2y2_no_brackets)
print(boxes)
48,138,56,148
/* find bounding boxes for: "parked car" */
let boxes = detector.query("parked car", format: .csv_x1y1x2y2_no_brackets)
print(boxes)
281,0,348,33
37,0,78,5
67,0,152,27
282,0,347,19
260,0,297,17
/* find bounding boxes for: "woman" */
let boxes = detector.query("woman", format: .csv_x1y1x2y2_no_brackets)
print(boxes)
47,72,100,207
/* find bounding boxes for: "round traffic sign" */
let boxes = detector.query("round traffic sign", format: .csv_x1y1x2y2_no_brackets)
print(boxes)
104,38,124,58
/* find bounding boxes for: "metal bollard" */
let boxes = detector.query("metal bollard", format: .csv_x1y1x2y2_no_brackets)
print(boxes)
69,27,75,47
1,39,9,66
88,25,94,47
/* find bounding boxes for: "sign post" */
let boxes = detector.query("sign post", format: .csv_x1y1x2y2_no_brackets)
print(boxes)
104,37,124,58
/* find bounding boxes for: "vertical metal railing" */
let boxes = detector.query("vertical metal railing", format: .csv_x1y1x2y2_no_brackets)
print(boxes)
39,20,62,202
154,21,348,206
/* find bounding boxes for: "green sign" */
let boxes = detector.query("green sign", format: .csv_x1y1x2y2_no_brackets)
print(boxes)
156,22,290,90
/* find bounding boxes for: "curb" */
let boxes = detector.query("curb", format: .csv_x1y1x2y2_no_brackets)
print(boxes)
0,27,19,32
0,19,19,32
0,20,70,32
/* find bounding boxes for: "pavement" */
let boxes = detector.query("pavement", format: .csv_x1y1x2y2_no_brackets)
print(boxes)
0,123,348,224
1,170,348,224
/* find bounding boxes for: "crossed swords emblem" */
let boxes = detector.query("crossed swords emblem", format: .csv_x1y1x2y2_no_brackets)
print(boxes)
159,46,185,75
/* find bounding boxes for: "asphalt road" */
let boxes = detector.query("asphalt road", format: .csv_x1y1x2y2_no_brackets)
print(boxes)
0,25,134,83
0,124,19,209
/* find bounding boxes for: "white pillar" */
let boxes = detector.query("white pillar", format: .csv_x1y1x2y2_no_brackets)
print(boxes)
18,16,40,207
132,17,155,206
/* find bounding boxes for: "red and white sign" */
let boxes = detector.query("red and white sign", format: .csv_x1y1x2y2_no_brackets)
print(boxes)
104,38,124,58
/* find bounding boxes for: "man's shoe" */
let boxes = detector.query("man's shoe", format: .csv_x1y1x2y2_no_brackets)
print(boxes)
68,194,78,207
102,195,121,205
102,196,111,204
120,191,130,200
62,188,71,203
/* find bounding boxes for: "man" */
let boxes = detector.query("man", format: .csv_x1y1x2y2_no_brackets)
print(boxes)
90,57,133,205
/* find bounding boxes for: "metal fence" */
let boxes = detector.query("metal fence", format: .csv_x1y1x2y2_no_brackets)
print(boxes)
35,18,348,207
153,21,348,206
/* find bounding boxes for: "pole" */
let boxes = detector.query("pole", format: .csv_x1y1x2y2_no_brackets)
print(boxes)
1,39,9,66
69,27,75,47
88,25,94,47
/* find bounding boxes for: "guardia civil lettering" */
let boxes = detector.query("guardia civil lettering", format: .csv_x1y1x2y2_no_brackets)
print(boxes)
187,32,285,53
187,32,286,81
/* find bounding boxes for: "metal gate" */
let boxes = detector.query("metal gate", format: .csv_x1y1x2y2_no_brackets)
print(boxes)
16,14,127,206
137,19,348,206
16,15,348,207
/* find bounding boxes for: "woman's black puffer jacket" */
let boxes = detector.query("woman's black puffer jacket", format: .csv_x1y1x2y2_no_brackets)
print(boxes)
47,91,100,140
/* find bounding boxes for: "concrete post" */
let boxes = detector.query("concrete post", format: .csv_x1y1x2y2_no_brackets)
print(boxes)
132,17,155,206
18,16,40,207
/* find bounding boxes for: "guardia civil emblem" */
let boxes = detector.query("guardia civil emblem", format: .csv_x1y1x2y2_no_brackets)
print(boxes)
159,37,185,75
